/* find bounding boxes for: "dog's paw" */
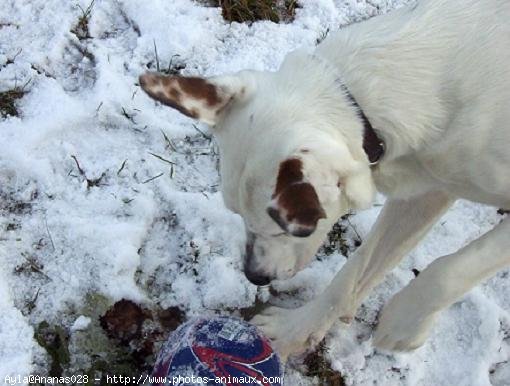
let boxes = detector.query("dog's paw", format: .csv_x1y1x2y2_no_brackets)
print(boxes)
251,305,329,361
373,291,438,351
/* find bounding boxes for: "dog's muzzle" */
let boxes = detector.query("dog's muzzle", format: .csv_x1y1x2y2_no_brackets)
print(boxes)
244,233,272,286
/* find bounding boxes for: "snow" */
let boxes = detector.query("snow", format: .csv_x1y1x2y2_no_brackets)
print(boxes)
71,316,91,332
0,0,508,385
0,266,39,379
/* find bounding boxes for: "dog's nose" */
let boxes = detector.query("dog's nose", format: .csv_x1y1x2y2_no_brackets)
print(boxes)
244,269,272,286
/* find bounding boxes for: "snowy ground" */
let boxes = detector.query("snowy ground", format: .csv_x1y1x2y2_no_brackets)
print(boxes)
1,0,509,385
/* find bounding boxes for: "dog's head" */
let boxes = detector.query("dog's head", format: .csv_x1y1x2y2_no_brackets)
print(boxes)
140,52,376,285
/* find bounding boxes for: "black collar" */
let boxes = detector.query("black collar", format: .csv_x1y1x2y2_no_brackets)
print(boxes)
344,90,385,165
311,54,385,164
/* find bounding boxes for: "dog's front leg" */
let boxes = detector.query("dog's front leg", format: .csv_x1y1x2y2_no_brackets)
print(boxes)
252,191,453,360
375,215,510,351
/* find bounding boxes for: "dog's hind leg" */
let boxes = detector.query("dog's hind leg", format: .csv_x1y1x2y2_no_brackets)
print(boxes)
253,190,453,360
375,215,510,351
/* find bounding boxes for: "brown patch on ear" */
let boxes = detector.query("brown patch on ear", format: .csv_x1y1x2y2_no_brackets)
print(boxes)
169,87,182,100
268,158,326,237
139,73,194,118
139,73,230,124
177,77,222,107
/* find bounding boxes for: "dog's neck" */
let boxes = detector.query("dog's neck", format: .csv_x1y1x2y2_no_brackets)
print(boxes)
309,51,392,164
314,7,450,161
342,88,385,165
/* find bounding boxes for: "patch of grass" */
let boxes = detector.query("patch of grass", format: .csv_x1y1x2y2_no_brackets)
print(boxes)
160,55,187,76
48,294,184,382
0,86,26,118
320,222,350,256
145,42,186,75
304,340,345,386
34,322,71,377
281,0,298,22
0,189,35,214
82,298,186,380
208,0,298,23
71,298,143,382
1,51,31,118
71,0,95,40
319,214,362,257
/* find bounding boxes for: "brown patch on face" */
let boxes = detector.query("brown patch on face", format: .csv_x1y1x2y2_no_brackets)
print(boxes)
280,183,325,225
268,158,326,237
273,158,304,197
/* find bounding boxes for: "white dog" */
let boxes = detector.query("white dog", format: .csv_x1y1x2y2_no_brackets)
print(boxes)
140,0,510,360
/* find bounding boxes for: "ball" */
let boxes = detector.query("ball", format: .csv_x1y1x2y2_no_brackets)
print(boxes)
151,316,282,386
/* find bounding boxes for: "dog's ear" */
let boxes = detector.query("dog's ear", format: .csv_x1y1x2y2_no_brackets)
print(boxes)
266,158,326,237
139,73,247,125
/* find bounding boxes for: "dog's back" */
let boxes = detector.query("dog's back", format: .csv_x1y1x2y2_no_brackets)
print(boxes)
316,0,510,206
415,0,510,206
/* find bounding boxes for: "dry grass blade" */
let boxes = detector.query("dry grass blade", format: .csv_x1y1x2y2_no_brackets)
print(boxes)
117,159,128,175
142,173,164,184
148,152,176,165
70,155,107,188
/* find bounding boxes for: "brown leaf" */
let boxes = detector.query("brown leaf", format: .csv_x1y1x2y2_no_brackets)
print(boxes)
100,299,151,344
